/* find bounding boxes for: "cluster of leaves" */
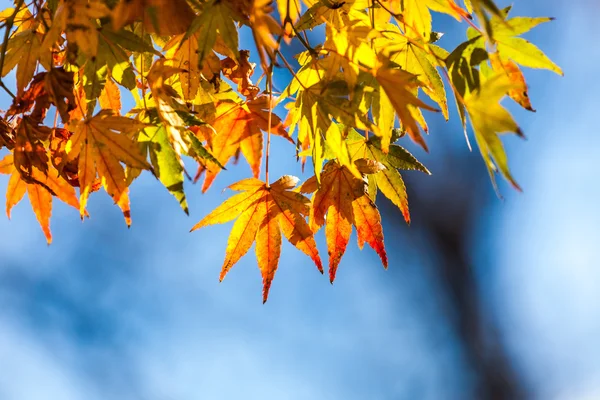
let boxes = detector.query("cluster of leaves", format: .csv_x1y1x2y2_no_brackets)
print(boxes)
0,0,560,301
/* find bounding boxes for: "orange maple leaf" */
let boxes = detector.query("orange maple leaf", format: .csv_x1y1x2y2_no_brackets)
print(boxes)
0,154,80,244
192,176,323,302
66,110,152,225
201,97,293,192
489,52,535,111
301,160,388,282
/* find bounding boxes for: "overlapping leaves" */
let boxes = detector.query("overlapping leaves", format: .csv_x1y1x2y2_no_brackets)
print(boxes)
0,0,561,301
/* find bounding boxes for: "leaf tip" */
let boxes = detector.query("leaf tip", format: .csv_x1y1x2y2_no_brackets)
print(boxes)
329,268,337,284
513,182,523,193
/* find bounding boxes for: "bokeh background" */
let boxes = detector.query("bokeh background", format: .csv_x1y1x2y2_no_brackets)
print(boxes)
1,0,599,399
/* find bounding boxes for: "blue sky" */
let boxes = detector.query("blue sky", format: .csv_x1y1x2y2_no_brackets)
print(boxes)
0,1,599,399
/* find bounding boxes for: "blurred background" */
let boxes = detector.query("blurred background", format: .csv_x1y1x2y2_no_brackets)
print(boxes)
0,0,599,399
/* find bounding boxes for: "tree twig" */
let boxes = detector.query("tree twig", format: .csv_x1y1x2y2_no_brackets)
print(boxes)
0,0,25,99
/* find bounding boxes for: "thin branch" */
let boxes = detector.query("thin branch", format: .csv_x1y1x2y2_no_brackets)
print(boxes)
275,49,307,91
0,0,25,99
266,61,273,186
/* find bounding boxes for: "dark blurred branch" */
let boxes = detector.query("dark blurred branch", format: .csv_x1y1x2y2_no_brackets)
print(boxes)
384,150,527,399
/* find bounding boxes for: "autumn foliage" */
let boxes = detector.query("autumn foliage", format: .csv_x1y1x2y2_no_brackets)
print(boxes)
0,0,561,301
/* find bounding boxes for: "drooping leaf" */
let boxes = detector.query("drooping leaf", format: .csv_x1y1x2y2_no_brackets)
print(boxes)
192,176,323,302
42,0,110,60
467,7,563,75
300,160,388,282
0,154,80,244
375,66,438,151
464,74,523,191
348,132,430,223
140,125,189,214
489,52,534,111
185,0,239,65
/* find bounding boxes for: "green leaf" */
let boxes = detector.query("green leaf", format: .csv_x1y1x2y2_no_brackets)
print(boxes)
82,62,108,117
144,126,189,214
101,28,161,55
187,130,224,169
346,132,430,223
446,36,487,128
185,0,239,65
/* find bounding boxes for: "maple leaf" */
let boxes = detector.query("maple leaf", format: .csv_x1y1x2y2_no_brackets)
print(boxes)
146,59,210,160
138,124,189,214
296,0,369,32
347,131,430,223
377,25,449,119
192,176,323,302
163,33,204,101
42,0,110,60
300,160,388,282
99,77,122,114
446,7,560,122
445,35,488,129
13,116,52,178
388,0,470,39
8,68,76,125
220,51,260,99
464,74,523,191
0,154,80,244
246,0,282,60
375,65,438,151
66,110,153,225
481,7,563,75
200,97,293,192
489,52,534,111
112,0,196,36
185,0,240,66
463,0,504,40
77,25,146,113
288,78,377,180
0,10,51,96
45,67,77,123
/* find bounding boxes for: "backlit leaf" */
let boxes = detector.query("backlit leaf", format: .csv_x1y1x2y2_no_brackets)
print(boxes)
192,176,323,302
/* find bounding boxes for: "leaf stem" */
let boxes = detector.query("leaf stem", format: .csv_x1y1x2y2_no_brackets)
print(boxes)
0,0,25,99
275,49,307,91
266,62,273,187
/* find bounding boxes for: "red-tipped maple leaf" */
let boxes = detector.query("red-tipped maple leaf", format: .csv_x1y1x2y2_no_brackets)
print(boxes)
300,160,388,282
0,154,80,244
